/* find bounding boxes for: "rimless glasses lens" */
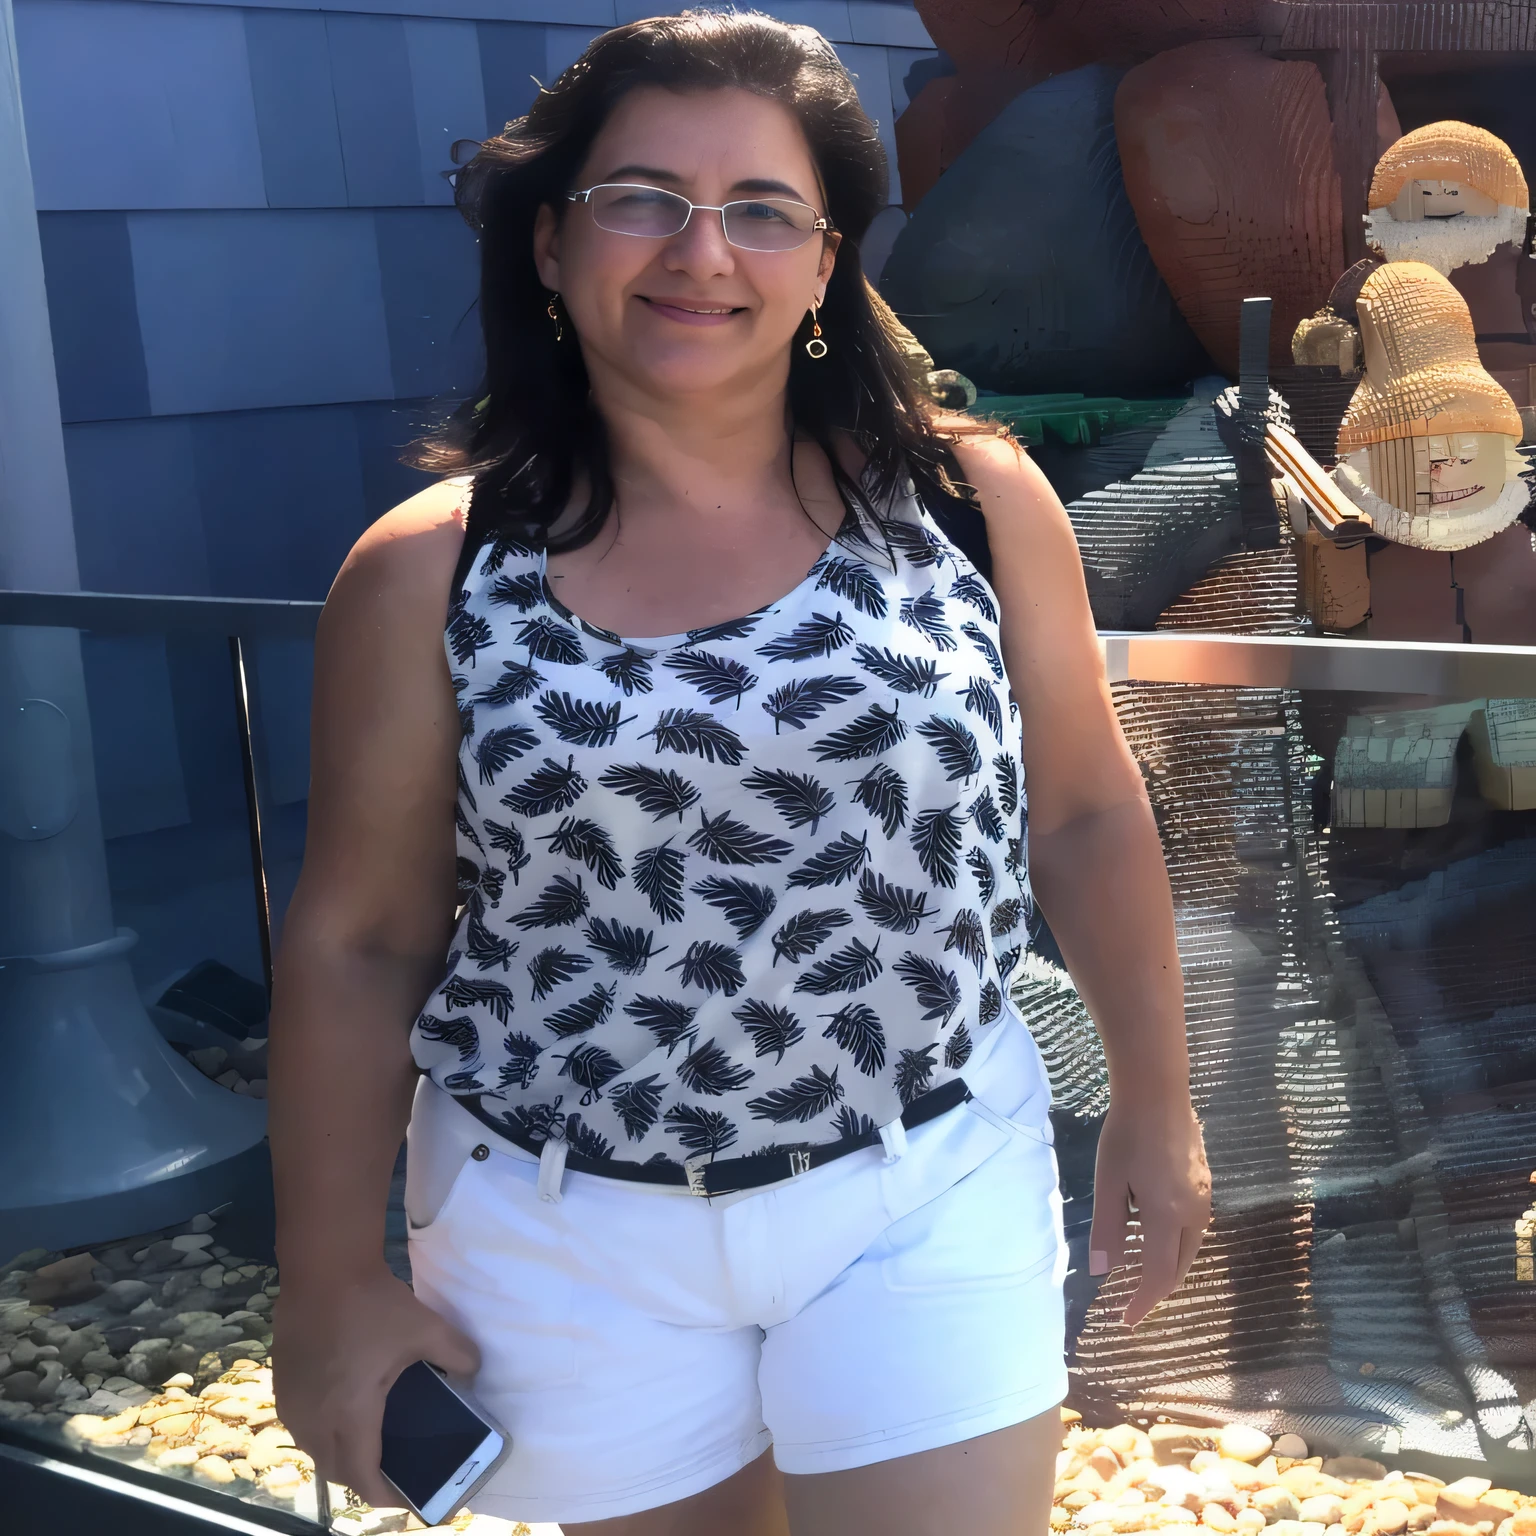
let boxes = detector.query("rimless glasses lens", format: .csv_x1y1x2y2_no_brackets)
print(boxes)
567,184,830,252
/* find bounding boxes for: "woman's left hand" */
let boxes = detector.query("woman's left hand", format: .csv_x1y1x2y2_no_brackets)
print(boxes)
1088,1092,1211,1329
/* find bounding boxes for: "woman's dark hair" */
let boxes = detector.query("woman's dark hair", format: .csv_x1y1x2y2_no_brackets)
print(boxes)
410,7,990,574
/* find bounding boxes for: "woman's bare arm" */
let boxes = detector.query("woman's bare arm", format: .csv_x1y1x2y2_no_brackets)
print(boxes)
949,430,1211,1328
266,479,479,1500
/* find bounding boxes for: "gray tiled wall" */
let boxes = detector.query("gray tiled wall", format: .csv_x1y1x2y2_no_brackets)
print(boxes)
19,0,934,851
21,0,934,601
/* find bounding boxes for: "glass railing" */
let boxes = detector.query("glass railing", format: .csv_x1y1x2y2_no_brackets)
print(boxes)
3,594,1534,1529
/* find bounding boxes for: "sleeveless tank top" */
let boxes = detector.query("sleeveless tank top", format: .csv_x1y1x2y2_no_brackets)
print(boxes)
410,476,1039,1168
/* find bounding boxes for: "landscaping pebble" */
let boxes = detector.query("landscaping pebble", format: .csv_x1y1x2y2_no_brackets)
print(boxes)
1045,1414,1535,1536
7,1222,1534,1536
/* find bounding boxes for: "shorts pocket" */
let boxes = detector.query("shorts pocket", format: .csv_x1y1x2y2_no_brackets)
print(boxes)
964,1095,1055,1146
880,1130,1063,1293
405,1142,479,1237
411,1151,581,1394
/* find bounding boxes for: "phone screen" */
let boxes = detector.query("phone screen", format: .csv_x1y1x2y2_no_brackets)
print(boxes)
380,1360,496,1513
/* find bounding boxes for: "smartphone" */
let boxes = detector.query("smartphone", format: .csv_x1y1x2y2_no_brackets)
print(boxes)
378,1360,510,1525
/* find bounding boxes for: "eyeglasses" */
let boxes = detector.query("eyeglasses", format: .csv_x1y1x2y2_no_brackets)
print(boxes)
566,183,832,252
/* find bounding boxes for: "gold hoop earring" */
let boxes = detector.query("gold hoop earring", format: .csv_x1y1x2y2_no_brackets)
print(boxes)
546,293,564,341
805,300,828,359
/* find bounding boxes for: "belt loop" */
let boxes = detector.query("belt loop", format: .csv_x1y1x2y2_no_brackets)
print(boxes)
537,1136,569,1203
878,1116,908,1165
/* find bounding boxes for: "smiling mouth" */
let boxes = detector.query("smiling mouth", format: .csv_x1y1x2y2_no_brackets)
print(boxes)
641,297,744,314
1431,484,1484,504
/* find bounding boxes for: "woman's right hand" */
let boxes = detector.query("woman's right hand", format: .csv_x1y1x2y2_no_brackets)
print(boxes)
271,1265,482,1509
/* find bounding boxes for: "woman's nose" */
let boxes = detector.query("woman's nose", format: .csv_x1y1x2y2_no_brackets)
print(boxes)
663,206,736,272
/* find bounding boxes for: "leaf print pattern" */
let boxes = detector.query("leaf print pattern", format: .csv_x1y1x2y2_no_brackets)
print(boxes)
850,764,908,838
501,756,587,818
794,936,882,996
978,980,1003,1027
856,869,933,934
623,995,698,1055
511,874,589,930
517,616,586,665
687,810,793,867
611,1074,664,1140
489,570,544,611
812,703,906,762
770,908,852,965
413,484,1041,1163
598,763,700,822
583,915,667,974
555,1042,622,1104
545,982,617,1038
815,556,888,618
535,692,634,749
467,910,517,972
540,817,625,890
741,767,836,832
968,787,1005,844
894,1044,938,1105
664,1103,739,1154
734,1000,804,1063
643,709,747,765
967,846,996,905
416,1013,479,1062
475,725,539,784
761,675,864,733
899,590,956,651
910,805,963,889
476,659,544,706
852,645,945,697
948,572,998,621
942,909,988,974
993,752,1020,817
894,953,961,1024
691,876,777,940
963,676,1005,741
747,1064,844,1123
664,649,758,707
962,621,1004,680
820,1002,886,1076
666,940,746,996
632,842,687,923
677,1039,754,1096
785,829,870,889
528,946,593,1001
918,716,982,782
755,611,854,662
595,646,655,696
499,1031,544,1090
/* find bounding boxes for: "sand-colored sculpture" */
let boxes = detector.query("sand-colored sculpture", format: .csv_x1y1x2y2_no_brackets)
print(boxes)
1364,121,1529,278
1330,261,1529,551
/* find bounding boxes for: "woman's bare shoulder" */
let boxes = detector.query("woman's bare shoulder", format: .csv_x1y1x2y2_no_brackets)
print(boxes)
324,477,472,630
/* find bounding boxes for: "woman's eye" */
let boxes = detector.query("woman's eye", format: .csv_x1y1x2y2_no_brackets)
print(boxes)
736,201,791,223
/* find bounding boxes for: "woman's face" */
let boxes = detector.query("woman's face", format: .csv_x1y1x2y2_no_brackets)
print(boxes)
533,86,841,401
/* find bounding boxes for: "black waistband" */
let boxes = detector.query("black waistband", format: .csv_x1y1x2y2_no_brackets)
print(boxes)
462,1077,973,1197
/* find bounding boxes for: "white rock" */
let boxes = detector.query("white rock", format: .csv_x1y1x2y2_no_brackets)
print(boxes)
1235,1512,1268,1533
1142,1465,1207,1510
1274,1434,1310,1459
1218,1426,1275,1465
169,1234,213,1254
1300,1496,1344,1525
1253,1486,1303,1523
1443,1478,1492,1499
189,1214,217,1234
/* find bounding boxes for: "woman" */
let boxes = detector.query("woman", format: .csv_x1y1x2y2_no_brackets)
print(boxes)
268,12,1210,1535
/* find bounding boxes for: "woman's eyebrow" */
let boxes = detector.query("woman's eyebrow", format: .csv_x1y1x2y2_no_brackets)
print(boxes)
598,164,811,201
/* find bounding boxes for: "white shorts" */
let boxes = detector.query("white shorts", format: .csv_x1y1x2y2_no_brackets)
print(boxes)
405,1018,1069,1526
